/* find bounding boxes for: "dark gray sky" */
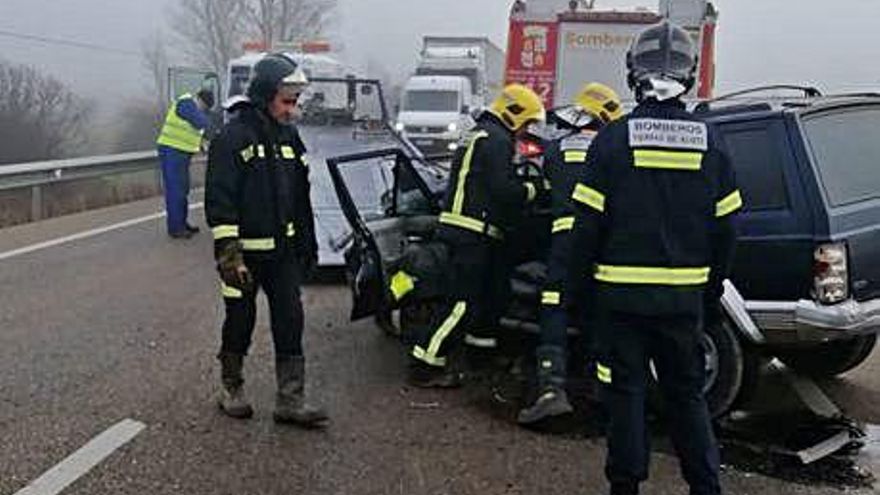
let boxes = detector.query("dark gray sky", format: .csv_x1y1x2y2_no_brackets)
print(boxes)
1,0,878,108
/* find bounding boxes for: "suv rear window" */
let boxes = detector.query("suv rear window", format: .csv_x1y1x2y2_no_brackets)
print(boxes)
803,106,880,207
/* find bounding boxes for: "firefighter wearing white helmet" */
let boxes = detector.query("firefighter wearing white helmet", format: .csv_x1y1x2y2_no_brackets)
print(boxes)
206,53,328,427
407,84,547,387
569,22,741,495
518,82,623,427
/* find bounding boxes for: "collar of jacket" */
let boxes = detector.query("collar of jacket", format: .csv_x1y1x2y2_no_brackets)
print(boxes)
238,105,297,142
477,112,515,138
632,98,688,117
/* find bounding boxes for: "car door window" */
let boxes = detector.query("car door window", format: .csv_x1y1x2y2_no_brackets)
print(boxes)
720,121,790,212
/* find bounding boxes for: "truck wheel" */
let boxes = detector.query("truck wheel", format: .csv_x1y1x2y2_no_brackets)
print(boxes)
775,334,877,378
702,317,760,419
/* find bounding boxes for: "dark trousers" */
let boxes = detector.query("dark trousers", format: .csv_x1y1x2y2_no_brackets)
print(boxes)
539,229,575,349
220,256,304,358
410,239,510,367
158,145,192,234
595,310,721,495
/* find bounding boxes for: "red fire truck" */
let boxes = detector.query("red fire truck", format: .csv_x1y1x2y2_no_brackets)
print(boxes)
504,0,718,107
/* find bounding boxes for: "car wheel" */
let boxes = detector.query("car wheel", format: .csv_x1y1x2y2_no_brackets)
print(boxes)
649,316,759,419
703,317,763,418
775,334,877,378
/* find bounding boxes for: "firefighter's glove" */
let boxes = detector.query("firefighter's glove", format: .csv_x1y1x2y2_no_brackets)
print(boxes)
217,240,253,290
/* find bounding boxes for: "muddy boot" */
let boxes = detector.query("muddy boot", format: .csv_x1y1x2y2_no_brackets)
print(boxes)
517,346,574,426
408,359,463,389
217,353,254,419
273,355,329,428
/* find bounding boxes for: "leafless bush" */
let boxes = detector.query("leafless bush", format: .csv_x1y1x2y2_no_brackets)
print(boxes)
0,60,92,164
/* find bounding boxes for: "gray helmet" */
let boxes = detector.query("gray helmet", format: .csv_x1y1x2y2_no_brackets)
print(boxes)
246,53,309,108
626,21,697,101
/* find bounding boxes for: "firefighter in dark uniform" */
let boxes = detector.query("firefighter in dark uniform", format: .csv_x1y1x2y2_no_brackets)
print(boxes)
408,84,546,387
206,53,328,427
568,23,740,495
518,82,623,426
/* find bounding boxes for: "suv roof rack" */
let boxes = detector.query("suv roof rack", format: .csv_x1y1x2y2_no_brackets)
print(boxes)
694,85,823,113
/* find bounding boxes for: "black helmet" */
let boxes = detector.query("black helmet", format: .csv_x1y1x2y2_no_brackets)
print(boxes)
196,89,215,110
246,53,308,108
626,21,697,101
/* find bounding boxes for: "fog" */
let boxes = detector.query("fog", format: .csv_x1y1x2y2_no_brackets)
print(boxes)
0,0,877,131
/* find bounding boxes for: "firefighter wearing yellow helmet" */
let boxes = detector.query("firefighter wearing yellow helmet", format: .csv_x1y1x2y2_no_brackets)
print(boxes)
518,81,622,426
575,82,624,124
407,84,546,387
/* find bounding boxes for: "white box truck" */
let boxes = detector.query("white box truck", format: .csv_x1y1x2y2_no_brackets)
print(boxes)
416,36,505,108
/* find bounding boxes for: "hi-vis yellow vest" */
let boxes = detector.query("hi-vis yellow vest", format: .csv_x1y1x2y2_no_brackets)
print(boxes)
156,94,203,153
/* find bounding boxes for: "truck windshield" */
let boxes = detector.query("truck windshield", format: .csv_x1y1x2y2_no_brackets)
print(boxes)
802,106,880,207
403,90,459,112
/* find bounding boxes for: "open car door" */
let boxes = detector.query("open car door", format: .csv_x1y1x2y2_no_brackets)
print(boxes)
326,148,446,320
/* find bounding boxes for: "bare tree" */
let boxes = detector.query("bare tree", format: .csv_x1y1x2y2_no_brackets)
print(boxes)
141,32,171,116
170,0,248,75
168,0,339,84
244,0,337,46
0,60,92,164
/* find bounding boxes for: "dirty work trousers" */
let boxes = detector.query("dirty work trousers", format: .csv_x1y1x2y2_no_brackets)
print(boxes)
594,309,721,495
409,238,510,367
158,145,193,235
219,255,305,359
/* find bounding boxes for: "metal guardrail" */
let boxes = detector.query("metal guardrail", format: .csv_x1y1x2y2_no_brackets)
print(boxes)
0,150,202,225
0,151,159,191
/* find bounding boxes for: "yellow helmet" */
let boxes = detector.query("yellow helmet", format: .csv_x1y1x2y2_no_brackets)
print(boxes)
489,84,546,131
574,82,623,124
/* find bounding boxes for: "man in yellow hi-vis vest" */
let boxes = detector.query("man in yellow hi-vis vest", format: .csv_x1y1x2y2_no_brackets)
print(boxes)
156,89,214,239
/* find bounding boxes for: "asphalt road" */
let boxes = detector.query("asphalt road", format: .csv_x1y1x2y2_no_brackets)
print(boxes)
1,199,878,495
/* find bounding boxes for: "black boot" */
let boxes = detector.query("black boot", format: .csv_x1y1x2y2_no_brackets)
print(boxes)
217,353,254,419
273,356,329,428
407,359,462,388
517,345,574,425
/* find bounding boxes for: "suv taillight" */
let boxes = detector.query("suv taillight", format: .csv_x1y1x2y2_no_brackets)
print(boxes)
813,242,849,304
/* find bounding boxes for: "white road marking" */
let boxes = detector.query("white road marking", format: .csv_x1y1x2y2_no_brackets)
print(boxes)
13,419,146,495
0,202,204,262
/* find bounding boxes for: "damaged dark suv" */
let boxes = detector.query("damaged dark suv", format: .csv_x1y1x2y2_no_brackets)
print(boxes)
327,88,880,419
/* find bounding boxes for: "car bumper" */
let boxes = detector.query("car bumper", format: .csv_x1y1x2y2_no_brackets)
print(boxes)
406,135,459,154
745,298,880,342
720,280,880,344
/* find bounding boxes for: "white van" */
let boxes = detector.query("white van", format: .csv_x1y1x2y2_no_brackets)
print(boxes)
394,75,474,154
